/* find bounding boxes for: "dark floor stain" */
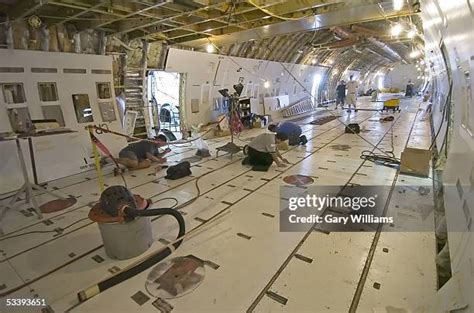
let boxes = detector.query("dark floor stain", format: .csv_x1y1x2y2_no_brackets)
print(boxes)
330,144,352,151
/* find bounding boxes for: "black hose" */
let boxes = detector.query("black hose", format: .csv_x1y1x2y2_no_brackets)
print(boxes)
126,207,185,250
77,208,185,302
360,150,400,169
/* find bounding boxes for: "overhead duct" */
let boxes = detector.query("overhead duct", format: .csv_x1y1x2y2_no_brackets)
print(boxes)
323,37,360,49
350,24,387,37
366,47,396,63
183,3,415,48
330,26,354,39
315,27,360,50
367,37,408,64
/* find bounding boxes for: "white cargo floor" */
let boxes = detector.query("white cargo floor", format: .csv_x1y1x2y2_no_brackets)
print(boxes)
0,96,437,313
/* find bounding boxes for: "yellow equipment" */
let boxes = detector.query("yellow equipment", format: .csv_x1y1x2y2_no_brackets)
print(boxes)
382,98,401,112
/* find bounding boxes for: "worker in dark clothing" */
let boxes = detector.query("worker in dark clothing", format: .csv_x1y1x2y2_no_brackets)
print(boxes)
242,132,289,171
268,122,307,146
405,80,414,97
117,139,168,170
335,80,346,109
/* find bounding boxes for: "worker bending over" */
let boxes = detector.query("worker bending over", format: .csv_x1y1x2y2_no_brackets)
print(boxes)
118,139,168,170
242,132,290,171
268,122,307,146
346,75,358,112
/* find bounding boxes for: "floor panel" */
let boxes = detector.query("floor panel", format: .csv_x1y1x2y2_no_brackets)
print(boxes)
0,97,438,313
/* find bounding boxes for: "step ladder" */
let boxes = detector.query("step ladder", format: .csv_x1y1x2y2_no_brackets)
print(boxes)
281,97,336,118
123,41,152,140
281,97,315,118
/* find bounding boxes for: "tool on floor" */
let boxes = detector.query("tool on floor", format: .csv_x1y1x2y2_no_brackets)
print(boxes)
165,161,192,180
345,123,360,134
379,116,395,122
80,185,185,302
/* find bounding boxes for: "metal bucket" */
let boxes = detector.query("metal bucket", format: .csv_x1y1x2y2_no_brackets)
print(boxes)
98,217,153,260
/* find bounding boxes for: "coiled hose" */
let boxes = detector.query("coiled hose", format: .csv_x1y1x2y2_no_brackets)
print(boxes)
77,207,185,302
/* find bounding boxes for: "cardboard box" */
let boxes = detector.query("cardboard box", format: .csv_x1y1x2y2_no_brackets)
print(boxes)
400,147,432,177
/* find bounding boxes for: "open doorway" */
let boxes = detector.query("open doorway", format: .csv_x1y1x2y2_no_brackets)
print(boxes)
148,71,182,140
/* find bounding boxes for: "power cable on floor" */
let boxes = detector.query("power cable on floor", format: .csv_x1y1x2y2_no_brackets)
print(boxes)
360,150,400,168
360,118,400,168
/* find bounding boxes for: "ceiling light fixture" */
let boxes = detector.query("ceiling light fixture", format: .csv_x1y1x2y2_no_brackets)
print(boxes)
407,29,416,38
391,23,403,37
206,43,215,53
394,0,404,11
410,50,421,58
313,74,322,84
264,81,270,88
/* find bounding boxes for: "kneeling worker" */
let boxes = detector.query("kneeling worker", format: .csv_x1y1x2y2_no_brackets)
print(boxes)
118,139,168,170
268,121,307,146
243,132,290,171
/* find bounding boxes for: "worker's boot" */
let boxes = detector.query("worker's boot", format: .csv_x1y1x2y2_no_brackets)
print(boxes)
300,135,308,145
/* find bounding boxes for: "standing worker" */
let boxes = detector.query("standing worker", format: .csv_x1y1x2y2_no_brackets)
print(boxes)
242,132,290,171
405,80,414,97
346,75,358,112
335,80,346,109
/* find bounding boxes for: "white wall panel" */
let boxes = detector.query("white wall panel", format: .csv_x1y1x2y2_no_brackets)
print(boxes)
0,50,127,194
165,48,327,126
421,0,474,311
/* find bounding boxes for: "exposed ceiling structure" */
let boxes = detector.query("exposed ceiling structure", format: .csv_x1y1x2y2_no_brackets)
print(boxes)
0,0,424,90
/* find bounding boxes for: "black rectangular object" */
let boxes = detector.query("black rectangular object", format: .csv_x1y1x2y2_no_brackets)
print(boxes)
345,123,360,134
165,161,192,180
